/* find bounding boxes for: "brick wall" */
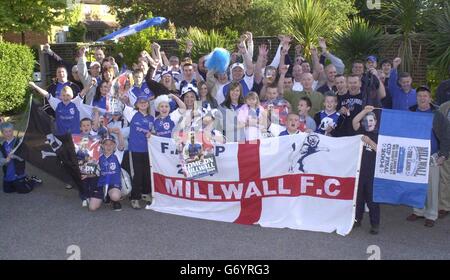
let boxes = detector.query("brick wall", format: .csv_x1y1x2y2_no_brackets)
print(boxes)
3,31,48,46
379,39,428,85
42,37,428,86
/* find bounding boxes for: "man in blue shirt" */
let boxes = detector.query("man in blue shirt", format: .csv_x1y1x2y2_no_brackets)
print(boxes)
388,57,417,110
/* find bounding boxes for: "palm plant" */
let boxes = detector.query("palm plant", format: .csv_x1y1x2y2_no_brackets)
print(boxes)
284,0,332,59
333,17,382,63
178,27,236,61
424,4,450,79
379,0,425,74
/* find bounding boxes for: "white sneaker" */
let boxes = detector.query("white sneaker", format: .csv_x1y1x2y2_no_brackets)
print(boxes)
145,201,152,210
65,184,73,190
81,200,88,207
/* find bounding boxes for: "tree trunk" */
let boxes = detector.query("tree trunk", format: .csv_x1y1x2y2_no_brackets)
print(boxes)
21,31,25,45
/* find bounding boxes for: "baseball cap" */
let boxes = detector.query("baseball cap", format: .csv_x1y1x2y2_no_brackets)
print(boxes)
366,55,377,63
89,61,101,69
231,63,245,72
135,94,150,104
416,85,431,93
102,134,116,144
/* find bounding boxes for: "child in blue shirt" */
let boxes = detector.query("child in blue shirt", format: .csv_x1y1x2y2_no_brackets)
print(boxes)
314,91,344,136
1,122,42,193
123,95,155,209
153,94,186,138
88,134,125,211
279,114,301,136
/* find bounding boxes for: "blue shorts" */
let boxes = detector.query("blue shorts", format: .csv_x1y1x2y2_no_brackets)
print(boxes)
90,185,121,200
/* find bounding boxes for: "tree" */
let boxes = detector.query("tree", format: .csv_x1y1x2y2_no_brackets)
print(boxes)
0,0,70,44
105,0,251,30
378,0,426,74
424,3,450,80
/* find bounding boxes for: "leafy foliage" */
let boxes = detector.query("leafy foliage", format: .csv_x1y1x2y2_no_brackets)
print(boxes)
333,17,382,64
114,25,176,66
105,0,251,30
0,0,69,36
424,3,450,80
177,28,236,61
0,42,34,114
67,22,87,42
284,0,332,59
378,0,426,74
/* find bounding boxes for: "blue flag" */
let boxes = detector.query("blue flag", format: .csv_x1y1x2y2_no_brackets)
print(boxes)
98,17,167,41
373,109,433,208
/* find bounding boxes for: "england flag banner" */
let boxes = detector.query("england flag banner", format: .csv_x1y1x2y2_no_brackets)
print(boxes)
373,109,433,208
148,133,363,236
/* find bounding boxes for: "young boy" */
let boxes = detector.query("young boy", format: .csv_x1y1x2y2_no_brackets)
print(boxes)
297,97,317,132
76,117,103,207
352,105,380,234
279,114,301,136
1,122,42,193
262,84,291,126
314,91,344,136
129,69,154,105
89,134,125,211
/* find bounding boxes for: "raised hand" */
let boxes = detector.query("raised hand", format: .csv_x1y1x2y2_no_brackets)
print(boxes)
318,37,327,51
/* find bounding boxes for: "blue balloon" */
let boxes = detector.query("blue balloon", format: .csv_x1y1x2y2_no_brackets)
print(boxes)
205,48,230,74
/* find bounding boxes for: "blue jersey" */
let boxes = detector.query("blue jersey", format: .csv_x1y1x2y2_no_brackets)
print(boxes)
129,112,154,152
97,153,121,187
279,130,299,136
54,82,70,99
315,111,341,135
2,138,25,182
131,82,154,99
92,96,106,109
55,101,80,135
154,115,176,138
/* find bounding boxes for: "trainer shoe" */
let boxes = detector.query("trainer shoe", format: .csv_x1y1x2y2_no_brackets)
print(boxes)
81,200,88,207
144,201,152,210
424,219,435,227
142,194,152,202
112,201,122,211
30,176,43,184
131,200,141,209
369,225,379,235
406,214,424,221
65,184,73,190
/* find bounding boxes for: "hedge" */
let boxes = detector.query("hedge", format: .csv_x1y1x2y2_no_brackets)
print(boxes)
0,41,35,114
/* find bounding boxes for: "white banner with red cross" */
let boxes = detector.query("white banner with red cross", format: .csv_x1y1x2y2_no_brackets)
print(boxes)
148,133,363,236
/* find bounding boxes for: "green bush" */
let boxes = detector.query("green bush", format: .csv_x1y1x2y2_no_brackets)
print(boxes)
177,27,236,61
114,25,176,67
68,21,87,42
332,17,382,66
0,41,34,114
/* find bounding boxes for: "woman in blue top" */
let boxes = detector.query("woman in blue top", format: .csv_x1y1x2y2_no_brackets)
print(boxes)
91,80,110,109
219,81,246,142
123,95,155,209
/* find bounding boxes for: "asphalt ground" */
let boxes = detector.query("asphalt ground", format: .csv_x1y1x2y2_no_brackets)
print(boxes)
1,163,449,260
